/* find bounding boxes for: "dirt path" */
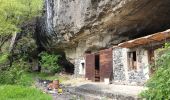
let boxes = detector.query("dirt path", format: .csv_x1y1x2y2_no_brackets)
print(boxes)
35,78,145,100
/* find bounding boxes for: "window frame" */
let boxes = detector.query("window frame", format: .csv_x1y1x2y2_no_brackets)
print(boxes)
127,51,137,70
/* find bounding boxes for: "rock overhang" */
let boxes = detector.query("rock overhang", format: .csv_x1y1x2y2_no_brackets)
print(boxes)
39,0,170,59
53,0,170,43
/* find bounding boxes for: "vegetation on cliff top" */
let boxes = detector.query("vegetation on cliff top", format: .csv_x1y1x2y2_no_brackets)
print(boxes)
0,0,43,35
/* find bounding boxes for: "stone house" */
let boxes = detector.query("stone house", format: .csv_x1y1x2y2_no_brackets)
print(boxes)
74,29,170,86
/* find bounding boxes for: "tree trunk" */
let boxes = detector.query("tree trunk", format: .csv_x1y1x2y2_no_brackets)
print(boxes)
9,32,17,53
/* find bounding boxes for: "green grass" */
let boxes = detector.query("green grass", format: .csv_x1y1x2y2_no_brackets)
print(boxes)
24,72,69,82
0,72,69,100
0,85,52,100
16,73,35,86
15,72,69,86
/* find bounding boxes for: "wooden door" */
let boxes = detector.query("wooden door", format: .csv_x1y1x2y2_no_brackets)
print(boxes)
99,48,113,82
85,53,95,81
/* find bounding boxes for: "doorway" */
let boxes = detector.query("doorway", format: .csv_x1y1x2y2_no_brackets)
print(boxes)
85,48,113,82
95,54,100,82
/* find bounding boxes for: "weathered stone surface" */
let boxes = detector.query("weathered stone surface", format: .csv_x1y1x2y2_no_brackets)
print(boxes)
112,47,126,82
127,48,149,85
40,0,170,60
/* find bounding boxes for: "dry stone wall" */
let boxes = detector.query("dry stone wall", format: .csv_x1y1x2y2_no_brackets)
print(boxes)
112,47,126,82
112,47,149,85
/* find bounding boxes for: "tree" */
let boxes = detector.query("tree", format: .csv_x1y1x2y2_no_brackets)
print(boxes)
0,0,43,84
0,0,43,50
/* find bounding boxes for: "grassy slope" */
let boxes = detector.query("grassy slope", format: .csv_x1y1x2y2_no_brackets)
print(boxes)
0,85,52,100
0,72,69,100
23,72,69,82
16,72,69,86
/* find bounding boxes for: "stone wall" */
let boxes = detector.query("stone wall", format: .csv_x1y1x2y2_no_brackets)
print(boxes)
112,47,126,82
74,47,149,85
74,57,85,78
128,48,149,85
112,47,149,85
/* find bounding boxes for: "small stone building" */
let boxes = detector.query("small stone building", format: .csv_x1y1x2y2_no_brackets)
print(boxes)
112,47,149,85
74,29,170,86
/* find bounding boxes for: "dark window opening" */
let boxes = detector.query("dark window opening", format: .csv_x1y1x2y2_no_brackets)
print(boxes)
133,52,136,61
81,62,85,72
128,51,137,70
79,62,85,75
81,63,84,68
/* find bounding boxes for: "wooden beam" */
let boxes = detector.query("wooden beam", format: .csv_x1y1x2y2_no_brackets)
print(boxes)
118,29,170,48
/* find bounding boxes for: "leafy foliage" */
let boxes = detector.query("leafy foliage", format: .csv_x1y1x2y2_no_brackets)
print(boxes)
0,0,43,35
0,58,30,85
0,53,9,65
0,0,43,52
0,0,43,85
39,52,62,74
13,32,38,61
141,43,170,99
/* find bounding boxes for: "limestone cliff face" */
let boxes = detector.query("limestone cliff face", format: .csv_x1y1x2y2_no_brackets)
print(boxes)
40,0,170,60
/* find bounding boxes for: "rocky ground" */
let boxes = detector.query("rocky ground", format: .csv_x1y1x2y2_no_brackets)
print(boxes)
35,77,145,100
35,79,77,100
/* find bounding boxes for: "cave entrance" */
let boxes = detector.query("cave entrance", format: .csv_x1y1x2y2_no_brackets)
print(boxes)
56,51,74,74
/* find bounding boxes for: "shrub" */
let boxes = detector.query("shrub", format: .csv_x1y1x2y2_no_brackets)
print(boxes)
140,43,170,99
0,53,9,64
39,52,61,74
0,57,31,85
0,53,9,69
